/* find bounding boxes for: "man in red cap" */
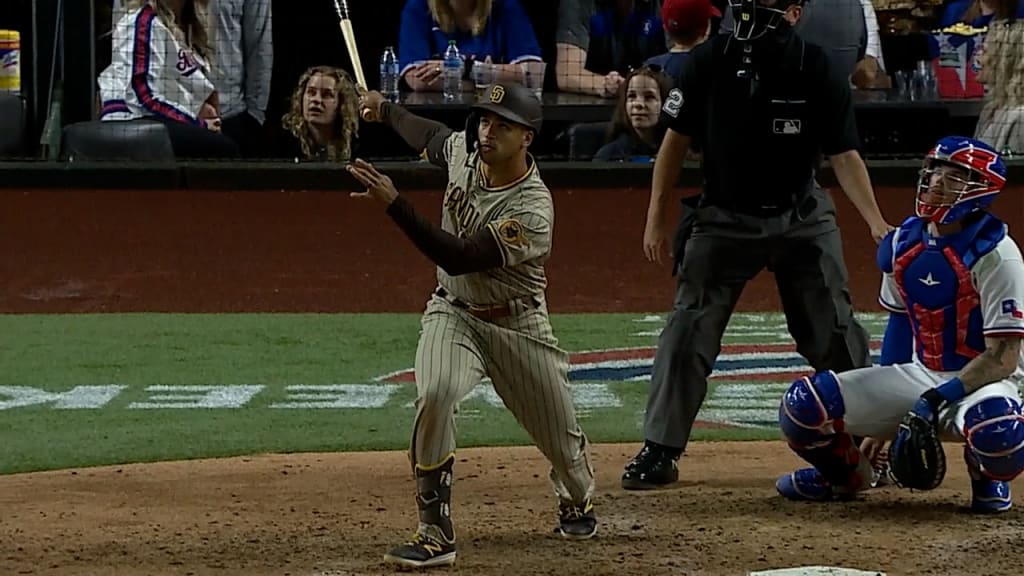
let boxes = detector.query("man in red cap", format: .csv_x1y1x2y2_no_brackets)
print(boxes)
643,0,721,81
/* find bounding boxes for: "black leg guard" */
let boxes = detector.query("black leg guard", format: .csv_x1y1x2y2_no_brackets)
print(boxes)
415,454,455,542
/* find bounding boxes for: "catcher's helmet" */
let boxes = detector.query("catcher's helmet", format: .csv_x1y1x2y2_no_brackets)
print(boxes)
915,136,1007,225
465,82,543,152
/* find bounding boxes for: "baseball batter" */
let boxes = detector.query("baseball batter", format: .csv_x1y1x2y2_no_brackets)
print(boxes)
352,82,596,570
776,136,1024,512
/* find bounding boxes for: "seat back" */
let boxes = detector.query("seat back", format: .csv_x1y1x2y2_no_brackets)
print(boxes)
0,93,26,156
567,121,612,160
61,119,175,161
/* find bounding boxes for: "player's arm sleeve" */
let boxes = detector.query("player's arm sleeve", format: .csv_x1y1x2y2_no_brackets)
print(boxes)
398,0,434,77
880,312,913,365
380,102,454,168
976,247,1024,338
242,0,273,123
485,205,552,267
385,196,504,276
129,8,204,125
555,0,591,51
817,51,860,155
661,48,701,137
502,0,543,63
876,230,906,313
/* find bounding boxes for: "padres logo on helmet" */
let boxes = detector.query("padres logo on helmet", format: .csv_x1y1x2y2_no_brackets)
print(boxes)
489,85,506,104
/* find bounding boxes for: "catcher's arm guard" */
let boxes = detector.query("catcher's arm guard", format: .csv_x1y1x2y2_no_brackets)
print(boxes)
887,409,947,491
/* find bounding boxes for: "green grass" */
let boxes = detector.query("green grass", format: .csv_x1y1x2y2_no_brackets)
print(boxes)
0,313,888,474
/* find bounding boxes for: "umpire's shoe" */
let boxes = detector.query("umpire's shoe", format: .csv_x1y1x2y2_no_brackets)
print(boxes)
555,498,597,540
383,523,456,569
621,442,679,490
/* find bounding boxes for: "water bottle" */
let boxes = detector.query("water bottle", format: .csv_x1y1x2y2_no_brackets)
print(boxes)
442,40,463,102
379,46,399,102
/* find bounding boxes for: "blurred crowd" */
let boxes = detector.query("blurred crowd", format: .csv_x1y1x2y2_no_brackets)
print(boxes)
86,0,1023,162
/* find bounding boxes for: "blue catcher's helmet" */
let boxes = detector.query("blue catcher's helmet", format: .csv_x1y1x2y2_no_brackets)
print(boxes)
916,136,1008,225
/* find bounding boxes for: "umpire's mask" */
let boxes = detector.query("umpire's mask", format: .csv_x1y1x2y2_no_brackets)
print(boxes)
729,0,797,41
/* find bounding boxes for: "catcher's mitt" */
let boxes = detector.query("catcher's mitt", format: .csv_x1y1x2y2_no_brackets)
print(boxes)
888,410,947,491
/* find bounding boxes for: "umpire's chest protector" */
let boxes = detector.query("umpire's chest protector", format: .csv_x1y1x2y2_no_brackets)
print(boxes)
705,34,824,202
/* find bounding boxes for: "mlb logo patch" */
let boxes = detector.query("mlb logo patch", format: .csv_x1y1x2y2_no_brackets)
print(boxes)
773,119,801,135
1002,299,1023,319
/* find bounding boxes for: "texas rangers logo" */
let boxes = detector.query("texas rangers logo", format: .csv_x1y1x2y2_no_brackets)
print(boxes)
1002,299,1023,319
176,49,201,77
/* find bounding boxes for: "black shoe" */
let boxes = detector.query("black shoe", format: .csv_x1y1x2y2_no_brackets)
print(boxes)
383,524,456,569
555,498,597,540
621,444,679,490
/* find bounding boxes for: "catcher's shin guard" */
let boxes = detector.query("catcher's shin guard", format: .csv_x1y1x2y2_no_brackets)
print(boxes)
779,371,873,494
963,396,1024,482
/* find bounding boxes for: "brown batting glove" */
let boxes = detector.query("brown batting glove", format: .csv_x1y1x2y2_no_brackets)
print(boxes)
359,89,386,122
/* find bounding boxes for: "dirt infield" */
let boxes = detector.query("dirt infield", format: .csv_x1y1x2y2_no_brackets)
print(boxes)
1,442,1020,576
3,185,1021,314
4,186,1024,575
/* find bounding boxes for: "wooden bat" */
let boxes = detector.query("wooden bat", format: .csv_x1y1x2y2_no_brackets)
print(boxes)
333,0,367,90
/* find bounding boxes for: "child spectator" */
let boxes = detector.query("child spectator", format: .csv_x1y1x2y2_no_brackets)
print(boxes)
279,66,359,162
644,0,719,83
593,66,673,161
398,0,544,93
98,0,239,158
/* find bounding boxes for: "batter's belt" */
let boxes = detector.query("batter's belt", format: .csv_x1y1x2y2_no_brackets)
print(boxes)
435,287,539,322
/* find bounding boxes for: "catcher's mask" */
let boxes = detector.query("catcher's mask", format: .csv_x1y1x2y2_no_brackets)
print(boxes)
915,136,1007,225
728,0,800,41
465,82,543,154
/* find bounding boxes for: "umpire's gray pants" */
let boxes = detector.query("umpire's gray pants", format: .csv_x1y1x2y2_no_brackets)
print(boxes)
644,189,872,451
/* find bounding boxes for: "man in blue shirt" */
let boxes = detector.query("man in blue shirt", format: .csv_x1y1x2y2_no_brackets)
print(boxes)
556,0,669,97
398,0,544,93
644,0,720,83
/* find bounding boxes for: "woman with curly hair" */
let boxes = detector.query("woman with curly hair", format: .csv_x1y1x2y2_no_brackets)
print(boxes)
974,16,1024,154
279,66,360,162
593,66,673,162
98,0,238,158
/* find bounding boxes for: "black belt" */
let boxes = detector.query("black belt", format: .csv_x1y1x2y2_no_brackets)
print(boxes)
435,287,534,321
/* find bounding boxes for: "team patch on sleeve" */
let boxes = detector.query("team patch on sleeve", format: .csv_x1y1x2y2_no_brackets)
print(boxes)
1002,299,1024,319
495,219,530,249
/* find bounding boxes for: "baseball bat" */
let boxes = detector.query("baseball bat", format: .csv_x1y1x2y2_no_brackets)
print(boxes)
333,0,368,90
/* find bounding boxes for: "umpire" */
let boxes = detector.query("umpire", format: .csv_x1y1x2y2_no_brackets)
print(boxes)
622,0,894,489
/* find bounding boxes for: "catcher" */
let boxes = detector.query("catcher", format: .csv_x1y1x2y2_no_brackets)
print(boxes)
776,136,1024,513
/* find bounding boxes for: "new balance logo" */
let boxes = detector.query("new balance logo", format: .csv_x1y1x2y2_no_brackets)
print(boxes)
919,273,940,287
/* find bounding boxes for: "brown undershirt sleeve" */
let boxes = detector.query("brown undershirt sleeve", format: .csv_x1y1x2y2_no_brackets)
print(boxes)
385,195,504,276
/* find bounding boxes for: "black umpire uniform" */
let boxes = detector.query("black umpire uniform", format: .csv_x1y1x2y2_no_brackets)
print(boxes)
622,0,875,489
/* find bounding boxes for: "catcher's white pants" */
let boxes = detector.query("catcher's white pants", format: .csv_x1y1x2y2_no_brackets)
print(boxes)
836,362,1021,442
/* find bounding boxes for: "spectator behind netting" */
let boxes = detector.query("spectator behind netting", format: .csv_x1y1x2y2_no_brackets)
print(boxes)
974,18,1024,155
210,0,273,157
98,0,239,158
593,66,673,161
398,0,544,93
643,0,719,83
279,66,359,162
556,0,669,98
940,0,1024,28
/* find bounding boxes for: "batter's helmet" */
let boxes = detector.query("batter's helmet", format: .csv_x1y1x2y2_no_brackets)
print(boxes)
465,82,543,153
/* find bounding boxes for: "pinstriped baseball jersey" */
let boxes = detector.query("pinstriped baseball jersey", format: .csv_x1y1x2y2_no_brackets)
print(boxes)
407,128,595,510
437,131,552,305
